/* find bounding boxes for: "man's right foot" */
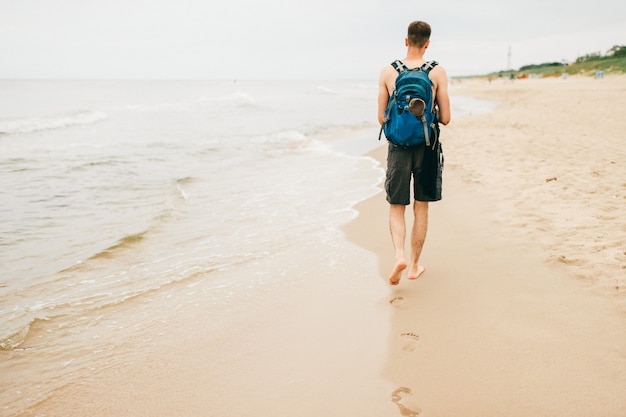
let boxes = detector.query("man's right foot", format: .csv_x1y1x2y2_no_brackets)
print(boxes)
388,260,408,285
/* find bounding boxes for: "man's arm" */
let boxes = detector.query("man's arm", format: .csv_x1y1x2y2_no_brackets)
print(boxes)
377,67,393,125
432,66,451,125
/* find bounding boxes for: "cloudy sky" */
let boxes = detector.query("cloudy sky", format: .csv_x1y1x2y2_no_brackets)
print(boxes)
1,0,624,80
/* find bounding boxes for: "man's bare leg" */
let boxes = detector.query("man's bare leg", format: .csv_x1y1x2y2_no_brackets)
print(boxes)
408,201,428,280
388,204,408,285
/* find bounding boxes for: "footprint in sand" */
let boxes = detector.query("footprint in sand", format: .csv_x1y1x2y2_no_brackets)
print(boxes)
389,296,404,306
391,387,421,416
556,255,585,266
400,332,420,352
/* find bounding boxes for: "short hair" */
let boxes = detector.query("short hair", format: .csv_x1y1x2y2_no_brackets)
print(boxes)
407,21,431,47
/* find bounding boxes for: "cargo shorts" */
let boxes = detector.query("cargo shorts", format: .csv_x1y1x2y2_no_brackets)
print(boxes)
384,142,442,204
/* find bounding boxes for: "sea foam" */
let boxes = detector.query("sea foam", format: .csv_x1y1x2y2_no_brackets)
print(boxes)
0,110,108,135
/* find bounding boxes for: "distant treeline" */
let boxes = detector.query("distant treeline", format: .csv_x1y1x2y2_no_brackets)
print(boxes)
519,62,564,71
519,45,626,72
574,45,626,63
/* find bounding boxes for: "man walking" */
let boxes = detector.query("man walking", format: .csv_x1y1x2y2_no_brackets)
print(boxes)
377,20,451,285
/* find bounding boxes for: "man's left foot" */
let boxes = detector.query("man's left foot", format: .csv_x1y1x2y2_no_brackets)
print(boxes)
407,266,425,280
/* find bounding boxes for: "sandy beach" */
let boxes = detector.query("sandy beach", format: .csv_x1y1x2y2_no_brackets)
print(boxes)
344,74,626,416
17,75,626,417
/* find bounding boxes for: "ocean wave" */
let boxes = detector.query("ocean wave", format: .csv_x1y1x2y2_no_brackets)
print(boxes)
250,129,309,147
80,231,149,264
124,92,258,113
315,85,338,95
223,91,257,106
175,177,192,201
198,91,258,108
0,110,108,135
61,178,191,269
0,324,30,350
124,102,191,112
0,317,49,350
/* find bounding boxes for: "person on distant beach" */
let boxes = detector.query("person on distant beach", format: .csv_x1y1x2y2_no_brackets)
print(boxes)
377,20,451,285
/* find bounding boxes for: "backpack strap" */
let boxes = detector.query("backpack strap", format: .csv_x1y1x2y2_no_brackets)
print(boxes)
392,60,439,73
420,61,439,73
391,60,410,74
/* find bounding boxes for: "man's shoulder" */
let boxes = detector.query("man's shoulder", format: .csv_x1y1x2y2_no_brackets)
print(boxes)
379,63,399,83
380,62,398,73
428,63,447,79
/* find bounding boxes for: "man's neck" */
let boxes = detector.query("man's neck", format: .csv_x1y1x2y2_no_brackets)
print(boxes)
405,46,426,61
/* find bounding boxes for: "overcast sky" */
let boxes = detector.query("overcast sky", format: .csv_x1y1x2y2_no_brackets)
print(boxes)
1,0,624,80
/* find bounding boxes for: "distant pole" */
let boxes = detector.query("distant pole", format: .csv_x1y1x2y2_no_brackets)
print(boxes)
507,46,512,71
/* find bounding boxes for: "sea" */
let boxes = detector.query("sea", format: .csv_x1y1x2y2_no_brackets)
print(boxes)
0,79,490,415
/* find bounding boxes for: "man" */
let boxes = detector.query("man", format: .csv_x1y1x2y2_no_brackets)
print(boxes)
377,20,451,286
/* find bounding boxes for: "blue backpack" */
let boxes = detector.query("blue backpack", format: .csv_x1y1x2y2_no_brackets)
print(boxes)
379,60,439,149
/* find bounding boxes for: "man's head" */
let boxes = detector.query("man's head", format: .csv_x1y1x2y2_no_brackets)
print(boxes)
406,21,431,48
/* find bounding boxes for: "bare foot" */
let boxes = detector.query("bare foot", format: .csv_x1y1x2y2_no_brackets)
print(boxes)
389,260,408,285
407,265,425,281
